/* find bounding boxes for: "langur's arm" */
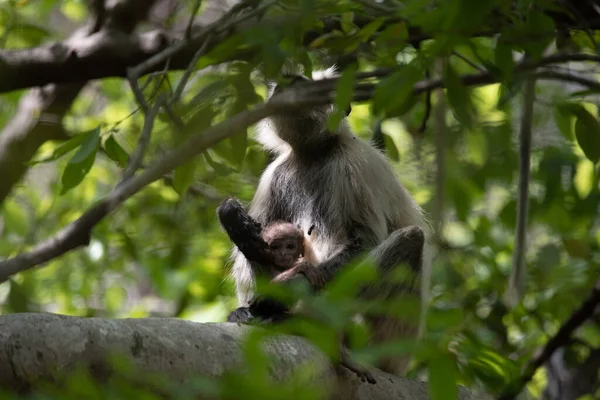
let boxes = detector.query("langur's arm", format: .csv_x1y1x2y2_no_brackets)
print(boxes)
272,227,366,290
217,197,274,272
275,226,424,291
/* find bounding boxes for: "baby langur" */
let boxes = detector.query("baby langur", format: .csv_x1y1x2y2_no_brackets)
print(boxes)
219,210,376,384
261,221,316,275
262,221,376,384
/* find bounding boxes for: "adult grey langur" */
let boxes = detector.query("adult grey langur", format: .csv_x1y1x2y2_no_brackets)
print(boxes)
225,66,433,377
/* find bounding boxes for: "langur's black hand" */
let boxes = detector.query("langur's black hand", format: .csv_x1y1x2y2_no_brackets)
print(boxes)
248,296,289,320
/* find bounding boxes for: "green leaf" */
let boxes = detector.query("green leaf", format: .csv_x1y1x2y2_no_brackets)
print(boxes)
341,12,356,34
212,100,249,169
373,65,421,116
197,34,247,70
186,80,231,110
204,152,236,176
358,17,385,40
494,38,515,77
554,104,576,142
103,135,129,167
2,198,29,236
444,64,474,126
60,126,101,194
229,127,249,167
523,11,555,60
298,49,313,80
187,105,216,134
172,159,199,196
563,238,591,260
7,280,30,313
30,133,88,164
384,134,399,161
328,64,356,131
428,353,458,400
14,22,52,46
574,108,600,163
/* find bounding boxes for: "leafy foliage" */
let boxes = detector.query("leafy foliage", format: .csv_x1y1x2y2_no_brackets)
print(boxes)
1,0,600,399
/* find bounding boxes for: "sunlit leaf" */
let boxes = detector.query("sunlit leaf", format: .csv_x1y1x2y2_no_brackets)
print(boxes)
172,159,199,196
30,133,88,164
328,64,356,131
60,126,101,194
373,64,421,116
554,103,576,142
103,135,129,168
444,63,474,126
574,109,600,163
574,158,595,198
357,17,385,40
2,198,29,236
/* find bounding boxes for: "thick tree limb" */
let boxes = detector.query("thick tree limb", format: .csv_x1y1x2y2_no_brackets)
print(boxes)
0,313,474,399
3,1,600,95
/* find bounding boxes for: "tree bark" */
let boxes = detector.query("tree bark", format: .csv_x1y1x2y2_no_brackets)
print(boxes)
0,312,475,400
0,0,159,205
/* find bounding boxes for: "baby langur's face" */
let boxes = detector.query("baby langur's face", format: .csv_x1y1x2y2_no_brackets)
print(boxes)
269,236,303,270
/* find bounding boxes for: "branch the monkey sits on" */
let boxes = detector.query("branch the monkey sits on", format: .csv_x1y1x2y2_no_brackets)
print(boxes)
221,65,433,378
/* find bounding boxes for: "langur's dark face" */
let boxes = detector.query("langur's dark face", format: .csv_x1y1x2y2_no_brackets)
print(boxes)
271,74,352,118
269,237,303,270
268,73,352,150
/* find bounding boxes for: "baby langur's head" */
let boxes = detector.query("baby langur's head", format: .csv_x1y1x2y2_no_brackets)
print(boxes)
262,221,306,271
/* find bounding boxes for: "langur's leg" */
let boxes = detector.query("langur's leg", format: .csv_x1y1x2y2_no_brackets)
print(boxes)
359,226,423,376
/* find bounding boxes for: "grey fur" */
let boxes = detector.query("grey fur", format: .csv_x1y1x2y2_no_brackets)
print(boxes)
230,66,433,376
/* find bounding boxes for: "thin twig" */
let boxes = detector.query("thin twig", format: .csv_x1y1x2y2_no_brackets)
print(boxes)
127,72,150,113
417,69,432,134
506,72,536,307
128,0,267,79
171,34,212,104
498,280,600,400
452,51,485,72
162,102,185,129
355,0,399,14
119,95,165,183
185,0,203,39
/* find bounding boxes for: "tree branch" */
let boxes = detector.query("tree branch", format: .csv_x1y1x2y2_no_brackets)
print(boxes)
0,0,160,204
506,72,537,307
0,313,474,399
2,65,600,281
0,82,331,282
3,0,600,96
119,94,165,183
498,280,600,400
